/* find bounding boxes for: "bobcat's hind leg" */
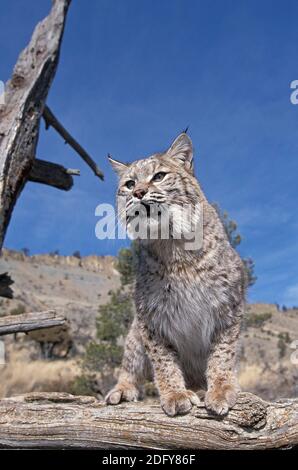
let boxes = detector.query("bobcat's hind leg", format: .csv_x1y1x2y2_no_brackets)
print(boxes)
105,319,151,405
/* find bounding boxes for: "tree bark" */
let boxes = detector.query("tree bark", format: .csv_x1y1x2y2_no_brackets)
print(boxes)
0,311,66,336
0,392,296,449
28,159,79,191
0,272,14,299
0,0,71,250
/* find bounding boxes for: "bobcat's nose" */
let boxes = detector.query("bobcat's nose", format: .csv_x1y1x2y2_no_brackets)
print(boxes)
133,186,148,200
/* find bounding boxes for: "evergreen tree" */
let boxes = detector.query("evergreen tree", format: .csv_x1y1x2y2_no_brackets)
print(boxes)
212,203,257,287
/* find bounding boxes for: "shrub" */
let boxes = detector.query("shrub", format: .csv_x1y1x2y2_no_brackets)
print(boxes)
277,332,291,359
277,337,287,359
10,304,26,316
116,243,140,285
73,289,134,396
212,203,257,287
49,249,60,257
96,291,133,341
71,374,98,397
84,342,123,371
244,312,272,328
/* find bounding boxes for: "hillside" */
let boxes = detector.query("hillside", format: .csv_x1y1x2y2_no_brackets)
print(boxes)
0,249,121,349
0,249,297,400
239,303,298,399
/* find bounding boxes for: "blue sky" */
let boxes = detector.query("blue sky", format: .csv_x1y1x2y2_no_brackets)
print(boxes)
1,0,298,305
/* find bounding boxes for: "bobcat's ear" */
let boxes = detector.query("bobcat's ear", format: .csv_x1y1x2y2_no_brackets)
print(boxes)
166,133,194,173
108,154,129,176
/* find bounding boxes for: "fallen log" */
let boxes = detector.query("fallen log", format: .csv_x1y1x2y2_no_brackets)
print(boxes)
0,392,296,449
0,310,66,336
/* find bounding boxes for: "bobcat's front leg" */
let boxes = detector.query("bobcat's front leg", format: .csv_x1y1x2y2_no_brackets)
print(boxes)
105,319,150,405
139,320,200,416
205,320,241,416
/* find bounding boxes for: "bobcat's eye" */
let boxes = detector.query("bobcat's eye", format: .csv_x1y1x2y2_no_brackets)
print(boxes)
125,180,135,190
152,172,167,182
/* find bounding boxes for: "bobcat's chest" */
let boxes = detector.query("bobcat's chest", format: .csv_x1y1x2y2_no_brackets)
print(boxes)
136,268,217,358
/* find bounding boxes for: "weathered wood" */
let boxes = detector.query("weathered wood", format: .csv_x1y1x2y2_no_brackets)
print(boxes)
0,0,71,250
0,310,66,335
0,392,296,449
0,272,14,298
43,106,104,180
28,159,80,190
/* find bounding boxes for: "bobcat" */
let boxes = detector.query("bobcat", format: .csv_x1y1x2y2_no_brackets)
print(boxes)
106,133,246,416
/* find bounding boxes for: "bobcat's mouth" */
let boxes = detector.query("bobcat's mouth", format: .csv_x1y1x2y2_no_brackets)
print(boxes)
126,201,162,224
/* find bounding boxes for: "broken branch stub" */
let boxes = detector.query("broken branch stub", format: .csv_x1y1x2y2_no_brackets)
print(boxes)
29,158,79,191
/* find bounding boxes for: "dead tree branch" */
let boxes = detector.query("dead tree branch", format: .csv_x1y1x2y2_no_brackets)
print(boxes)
29,159,80,191
0,1,105,298
0,310,66,336
0,392,296,449
0,0,71,251
43,106,104,180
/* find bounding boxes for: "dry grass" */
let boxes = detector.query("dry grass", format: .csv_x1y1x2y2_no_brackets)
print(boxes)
0,347,295,401
239,364,264,390
0,349,79,398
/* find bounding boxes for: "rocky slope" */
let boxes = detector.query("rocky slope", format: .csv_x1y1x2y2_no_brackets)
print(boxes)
0,249,121,350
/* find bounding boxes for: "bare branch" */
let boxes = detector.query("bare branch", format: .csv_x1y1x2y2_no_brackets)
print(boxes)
43,106,104,181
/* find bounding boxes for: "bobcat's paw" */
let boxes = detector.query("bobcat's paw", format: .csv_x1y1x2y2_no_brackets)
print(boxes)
161,390,200,417
205,382,238,416
105,382,139,405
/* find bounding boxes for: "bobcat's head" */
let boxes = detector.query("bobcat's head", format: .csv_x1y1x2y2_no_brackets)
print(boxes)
109,133,202,242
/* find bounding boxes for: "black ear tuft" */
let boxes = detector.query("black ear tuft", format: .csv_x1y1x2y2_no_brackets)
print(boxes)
108,154,129,176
